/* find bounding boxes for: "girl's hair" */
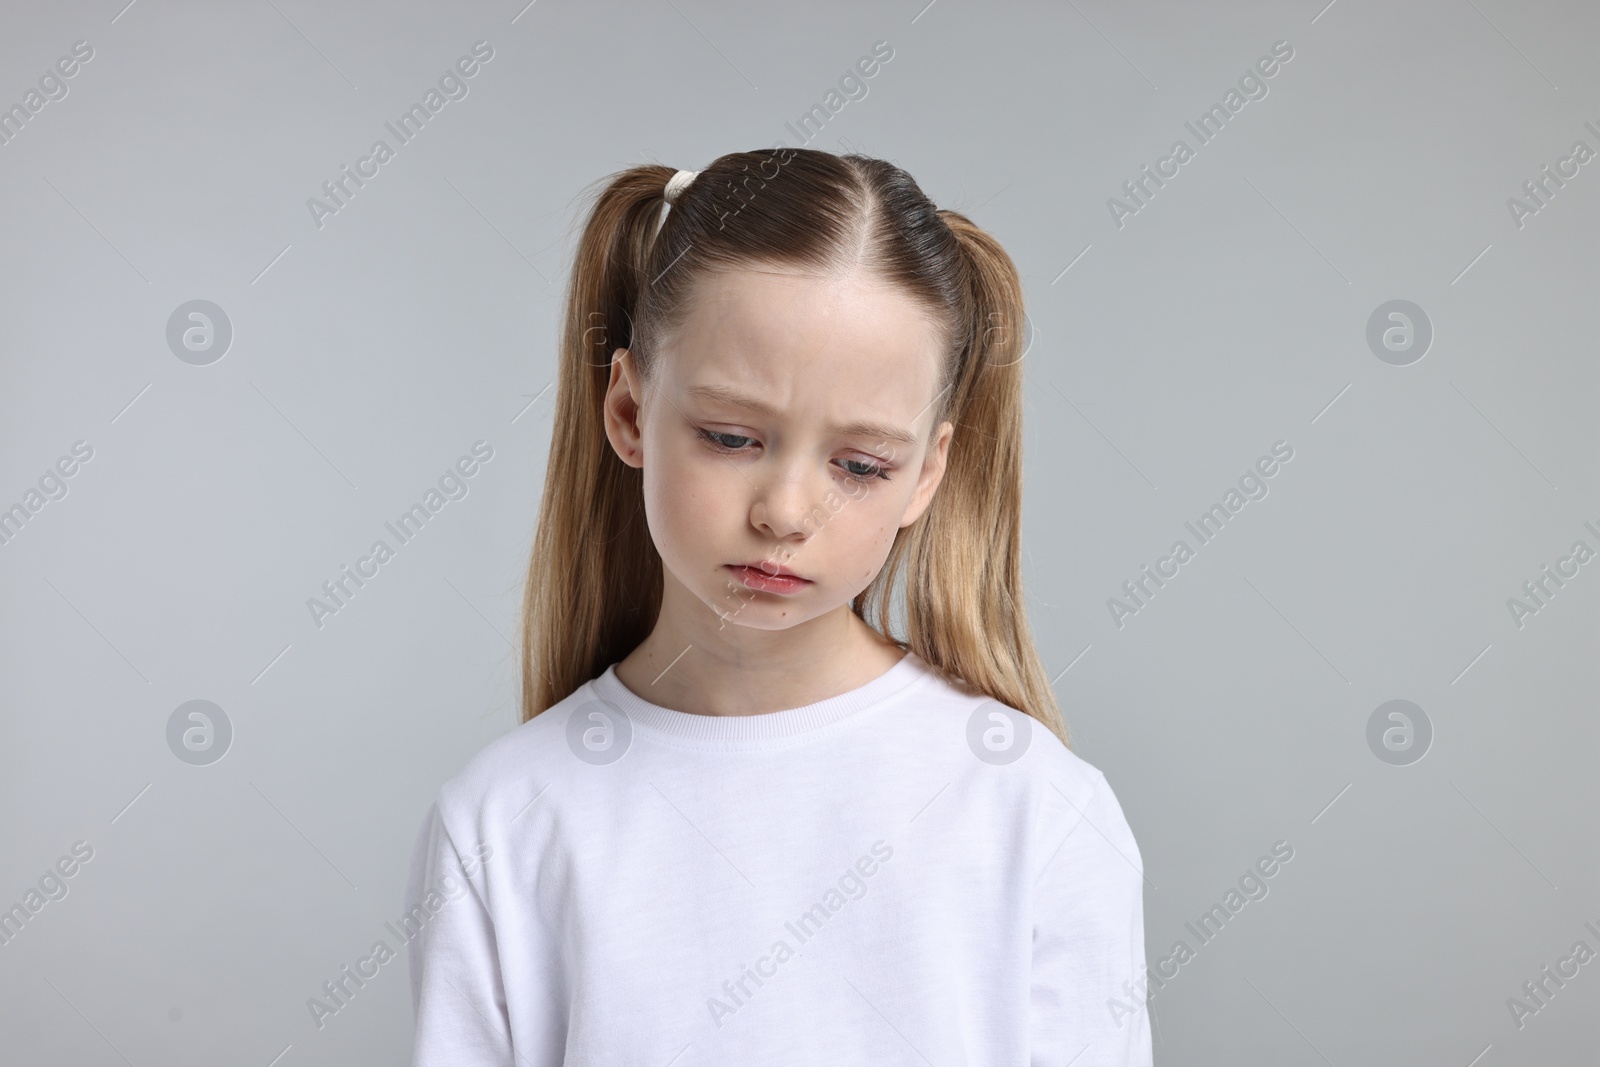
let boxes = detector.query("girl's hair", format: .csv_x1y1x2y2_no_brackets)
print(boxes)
519,148,1068,748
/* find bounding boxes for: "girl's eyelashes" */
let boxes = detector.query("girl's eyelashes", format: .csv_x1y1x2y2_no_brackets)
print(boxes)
838,457,892,482
692,427,893,483
695,428,754,451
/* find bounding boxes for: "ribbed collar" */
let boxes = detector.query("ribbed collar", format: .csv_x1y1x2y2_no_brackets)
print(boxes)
587,650,933,749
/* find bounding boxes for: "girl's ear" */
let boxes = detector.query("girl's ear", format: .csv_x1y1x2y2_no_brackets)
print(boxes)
898,418,954,528
603,348,646,469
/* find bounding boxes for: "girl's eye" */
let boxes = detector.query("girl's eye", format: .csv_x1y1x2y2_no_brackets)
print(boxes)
696,428,755,451
697,427,891,482
839,457,892,482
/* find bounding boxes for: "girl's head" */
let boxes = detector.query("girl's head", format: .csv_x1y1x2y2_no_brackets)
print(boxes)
523,148,1066,746
605,240,956,640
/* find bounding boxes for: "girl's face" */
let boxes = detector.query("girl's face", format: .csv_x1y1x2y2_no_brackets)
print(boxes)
604,266,954,634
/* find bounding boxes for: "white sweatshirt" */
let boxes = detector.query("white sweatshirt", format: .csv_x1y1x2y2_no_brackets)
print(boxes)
404,649,1152,1066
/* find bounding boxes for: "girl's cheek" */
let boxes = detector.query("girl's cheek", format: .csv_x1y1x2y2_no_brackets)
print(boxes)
654,465,727,539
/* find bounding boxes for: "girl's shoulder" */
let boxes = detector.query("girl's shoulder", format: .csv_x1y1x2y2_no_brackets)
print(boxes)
886,662,1137,875
916,657,1106,774
888,657,1117,824
429,679,607,826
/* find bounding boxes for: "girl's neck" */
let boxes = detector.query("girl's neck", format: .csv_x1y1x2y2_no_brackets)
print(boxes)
613,610,905,718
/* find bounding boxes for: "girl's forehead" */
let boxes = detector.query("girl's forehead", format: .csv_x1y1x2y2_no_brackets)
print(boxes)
671,268,944,379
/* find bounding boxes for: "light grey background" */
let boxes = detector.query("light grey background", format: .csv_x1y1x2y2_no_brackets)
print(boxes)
1,0,1595,1064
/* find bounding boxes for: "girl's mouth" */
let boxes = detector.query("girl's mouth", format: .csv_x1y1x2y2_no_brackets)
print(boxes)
725,565,811,594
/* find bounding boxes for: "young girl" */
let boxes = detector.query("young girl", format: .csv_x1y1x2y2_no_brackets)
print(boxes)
404,148,1152,1066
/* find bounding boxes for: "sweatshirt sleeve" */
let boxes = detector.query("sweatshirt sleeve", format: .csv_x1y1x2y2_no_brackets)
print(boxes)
405,800,515,1067
1029,768,1153,1067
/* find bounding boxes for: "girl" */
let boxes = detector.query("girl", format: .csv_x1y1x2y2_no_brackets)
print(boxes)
405,148,1152,1066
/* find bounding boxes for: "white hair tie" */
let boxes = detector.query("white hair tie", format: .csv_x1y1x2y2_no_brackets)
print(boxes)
656,169,700,236
663,169,699,205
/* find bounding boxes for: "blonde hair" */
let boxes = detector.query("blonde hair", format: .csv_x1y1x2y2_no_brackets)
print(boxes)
519,148,1067,748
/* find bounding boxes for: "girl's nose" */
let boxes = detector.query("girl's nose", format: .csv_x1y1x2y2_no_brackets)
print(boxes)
748,461,826,541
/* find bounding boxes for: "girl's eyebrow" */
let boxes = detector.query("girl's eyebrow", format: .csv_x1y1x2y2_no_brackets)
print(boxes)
684,383,918,446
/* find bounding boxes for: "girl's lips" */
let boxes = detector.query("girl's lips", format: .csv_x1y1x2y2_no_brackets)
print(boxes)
726,564,811,594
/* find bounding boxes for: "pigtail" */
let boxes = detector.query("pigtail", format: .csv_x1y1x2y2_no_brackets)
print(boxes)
519,165,675,721
857,211,1069,749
